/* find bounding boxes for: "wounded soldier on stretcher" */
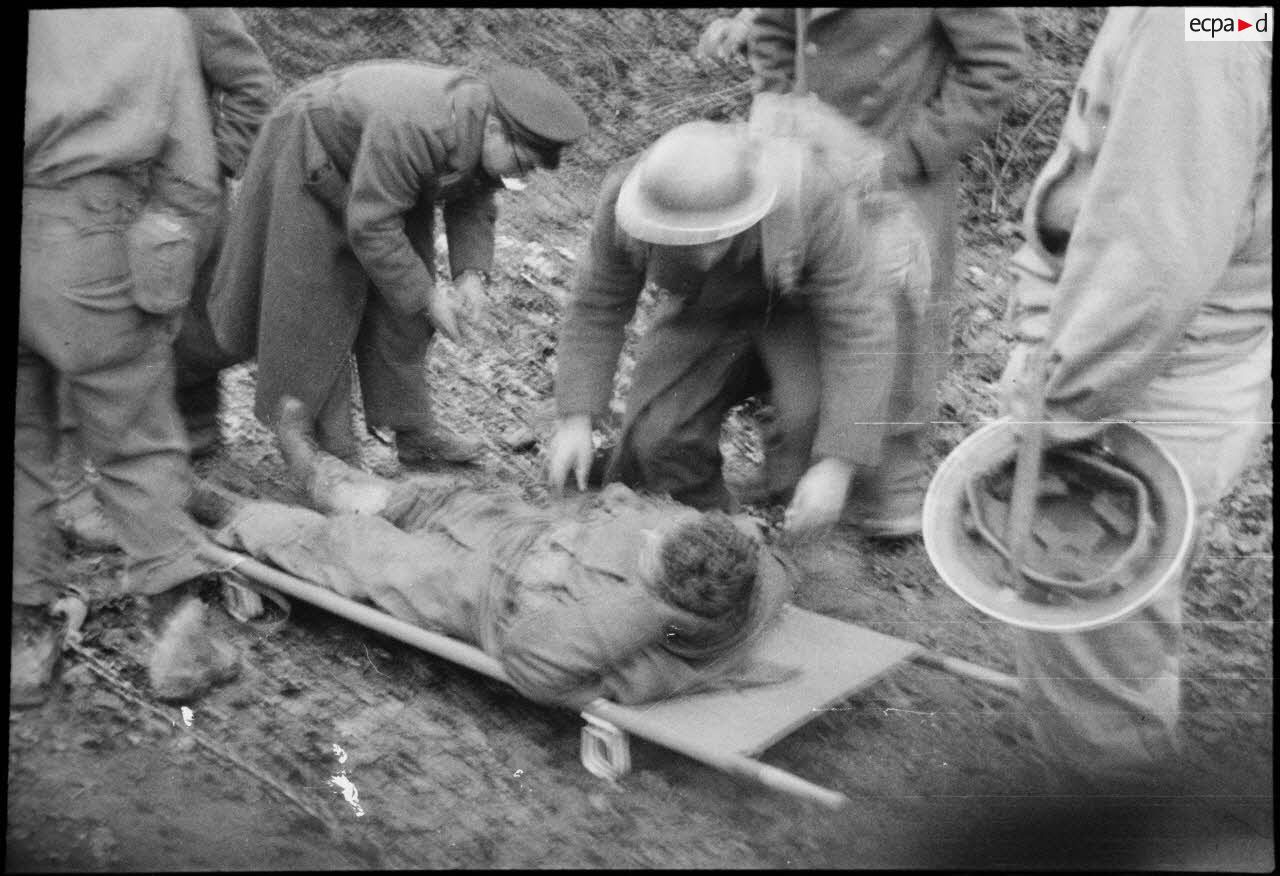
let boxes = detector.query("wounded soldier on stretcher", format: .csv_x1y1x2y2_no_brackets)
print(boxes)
197,397,798,709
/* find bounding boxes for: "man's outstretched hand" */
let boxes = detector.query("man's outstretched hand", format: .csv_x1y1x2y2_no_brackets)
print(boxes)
426,270,486,346
547,414,594,495
783,457,855,535
696,13,751,63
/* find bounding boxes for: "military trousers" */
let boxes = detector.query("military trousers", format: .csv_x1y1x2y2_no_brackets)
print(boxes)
869,169,959,514
16,178,212,604
607,295,823,511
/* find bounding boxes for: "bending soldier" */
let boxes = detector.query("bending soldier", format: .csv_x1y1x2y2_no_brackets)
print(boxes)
548,120,929,535
208,61,588,467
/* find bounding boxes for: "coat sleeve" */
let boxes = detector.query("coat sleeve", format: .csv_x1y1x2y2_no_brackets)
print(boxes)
183,8,276,180
501,592,784,708
554,162,647,419
890,8,1026,180
344,113,441,316
802,182,898,468
150,14,222,225
1039,12,1266,422
440,94,499,279
498,589,683,707
441,190,498,279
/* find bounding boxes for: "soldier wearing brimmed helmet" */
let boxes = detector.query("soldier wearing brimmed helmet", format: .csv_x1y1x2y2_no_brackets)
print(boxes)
207,60,588,468
549,120,927,536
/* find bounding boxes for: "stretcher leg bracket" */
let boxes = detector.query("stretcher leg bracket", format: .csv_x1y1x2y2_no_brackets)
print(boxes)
580,713,631,781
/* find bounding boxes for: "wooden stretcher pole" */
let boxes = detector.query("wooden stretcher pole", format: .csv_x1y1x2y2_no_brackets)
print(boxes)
197,541,849,810
584,698,850,811
909,650,1021,696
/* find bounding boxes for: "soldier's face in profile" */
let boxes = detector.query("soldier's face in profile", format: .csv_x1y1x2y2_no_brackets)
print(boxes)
481,114,544,180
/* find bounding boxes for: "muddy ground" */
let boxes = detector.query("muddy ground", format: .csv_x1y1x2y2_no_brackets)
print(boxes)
9,8,1273,871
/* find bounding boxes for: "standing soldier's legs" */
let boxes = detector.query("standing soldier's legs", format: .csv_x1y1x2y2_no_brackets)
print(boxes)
13,344,66,607
356,290,484,465
356,202,483,466
246,112,366,461
67,314,213,594
844,256,930,535
19,182,214,600
608,304,754,511
753,302,821,502
1001,334,1272,790
856,169,959,535
312,357,360,464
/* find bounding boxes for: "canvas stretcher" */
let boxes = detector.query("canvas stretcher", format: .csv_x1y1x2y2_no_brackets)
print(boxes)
198,539,1016,811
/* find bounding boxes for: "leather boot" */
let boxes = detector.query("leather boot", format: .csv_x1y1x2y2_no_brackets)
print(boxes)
396,423,485,467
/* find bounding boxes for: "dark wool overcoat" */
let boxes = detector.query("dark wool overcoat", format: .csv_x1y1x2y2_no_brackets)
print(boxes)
208,61,499,427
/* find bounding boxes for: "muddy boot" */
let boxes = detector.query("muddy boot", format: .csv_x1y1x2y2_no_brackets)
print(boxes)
396,423,485,467
10,604,63,708
842,489,924,540
842,448,927,540
148,598,240,702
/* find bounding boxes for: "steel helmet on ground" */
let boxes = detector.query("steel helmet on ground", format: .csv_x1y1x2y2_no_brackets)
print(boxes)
615,121,779,246
922,418,1196,633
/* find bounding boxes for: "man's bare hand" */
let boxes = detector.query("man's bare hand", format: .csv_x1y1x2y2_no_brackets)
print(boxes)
783,457,855,535
547,414,594,494
426,271,486,346
1000,343,1106,448
696,15,751,63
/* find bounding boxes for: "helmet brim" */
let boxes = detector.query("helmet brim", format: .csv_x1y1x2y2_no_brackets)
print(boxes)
614,151,780,246
922,418,1197,633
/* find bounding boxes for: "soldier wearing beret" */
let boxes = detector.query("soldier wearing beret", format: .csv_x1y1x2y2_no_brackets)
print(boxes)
207,61,588,466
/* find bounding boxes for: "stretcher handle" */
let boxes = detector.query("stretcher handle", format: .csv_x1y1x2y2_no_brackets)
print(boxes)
198,542,511,684
586,698,848,810
1006,350,1048,594
909,650,1020,696
196,542,849,810
793,7,810,97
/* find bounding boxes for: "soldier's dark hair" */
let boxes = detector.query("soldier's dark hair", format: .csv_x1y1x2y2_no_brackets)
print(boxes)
655,512,759,619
